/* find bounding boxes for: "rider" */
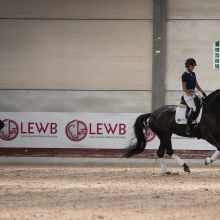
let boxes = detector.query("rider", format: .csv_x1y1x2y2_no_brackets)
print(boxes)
182,58,207,135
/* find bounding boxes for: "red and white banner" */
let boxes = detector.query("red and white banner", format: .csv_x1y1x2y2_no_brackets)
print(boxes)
0,112,215,150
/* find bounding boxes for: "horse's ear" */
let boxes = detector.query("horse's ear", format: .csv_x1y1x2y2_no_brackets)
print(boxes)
214,89,220,94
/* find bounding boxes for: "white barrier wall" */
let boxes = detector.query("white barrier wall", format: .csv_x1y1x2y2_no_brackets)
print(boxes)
0,112,215,151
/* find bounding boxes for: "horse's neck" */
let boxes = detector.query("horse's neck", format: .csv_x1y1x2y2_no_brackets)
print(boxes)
204,91,220,120
206,90,220,103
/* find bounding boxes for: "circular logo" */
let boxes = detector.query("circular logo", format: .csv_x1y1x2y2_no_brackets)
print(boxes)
145,128,156,142
130,127,156,146
0,119,19,141
65,120,88,142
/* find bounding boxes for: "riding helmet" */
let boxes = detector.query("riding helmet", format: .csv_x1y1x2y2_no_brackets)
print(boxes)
185,58,197,67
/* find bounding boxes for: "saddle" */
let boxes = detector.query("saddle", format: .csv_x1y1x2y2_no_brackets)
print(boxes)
175,95,203,124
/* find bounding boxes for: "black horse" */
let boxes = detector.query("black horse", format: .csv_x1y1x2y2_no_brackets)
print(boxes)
124,89,220,174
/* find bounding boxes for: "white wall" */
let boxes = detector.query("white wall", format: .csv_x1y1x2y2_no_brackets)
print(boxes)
168,0,220,19
2,0,220,111
0,0,153,112
0,0,152,19
166,0,220,105
0,20,152,90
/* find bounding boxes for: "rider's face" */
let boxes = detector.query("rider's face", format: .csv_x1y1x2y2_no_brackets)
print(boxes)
188,65,196,72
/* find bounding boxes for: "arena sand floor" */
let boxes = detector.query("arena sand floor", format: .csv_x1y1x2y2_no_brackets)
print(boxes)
0,157,220,220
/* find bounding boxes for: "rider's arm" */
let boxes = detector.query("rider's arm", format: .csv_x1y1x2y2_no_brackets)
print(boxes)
196,82,207,97
195,82,202,92
182,82,193,96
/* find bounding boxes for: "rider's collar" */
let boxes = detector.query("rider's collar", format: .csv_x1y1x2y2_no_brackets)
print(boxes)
185,69,193,74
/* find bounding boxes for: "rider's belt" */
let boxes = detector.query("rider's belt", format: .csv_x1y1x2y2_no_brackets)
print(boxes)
178,104,187,108
188,89,195,93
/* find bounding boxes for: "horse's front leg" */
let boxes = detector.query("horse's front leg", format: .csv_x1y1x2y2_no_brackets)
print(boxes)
205,135,220,165
205,150,220,165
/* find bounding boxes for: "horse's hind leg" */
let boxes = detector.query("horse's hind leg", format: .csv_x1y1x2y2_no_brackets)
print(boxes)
171,154,190,173
157,135,175,174
157,135,190,174
165,137,190,173
157,141,168,174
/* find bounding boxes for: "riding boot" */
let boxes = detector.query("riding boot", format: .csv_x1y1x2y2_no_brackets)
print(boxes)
186,108,194,135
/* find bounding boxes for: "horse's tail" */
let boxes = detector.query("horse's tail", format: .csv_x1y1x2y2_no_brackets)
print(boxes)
123,113,151,158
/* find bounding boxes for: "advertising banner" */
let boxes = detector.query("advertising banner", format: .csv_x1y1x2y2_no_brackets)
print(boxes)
0,112,215,150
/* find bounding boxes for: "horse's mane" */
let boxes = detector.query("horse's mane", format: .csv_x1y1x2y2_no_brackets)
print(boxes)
206,89,220,100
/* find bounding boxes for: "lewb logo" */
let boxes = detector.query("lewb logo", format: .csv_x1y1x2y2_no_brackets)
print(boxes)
145,129,155,142
20,122,57,134
65,119,127,142
66,120,88,142
0,119,19,141
89,123,126,135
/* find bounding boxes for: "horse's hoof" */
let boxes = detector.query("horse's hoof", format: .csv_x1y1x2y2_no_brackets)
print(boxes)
205,157,213,165
161,171,179,176
161,171,172,176
183,163,191,173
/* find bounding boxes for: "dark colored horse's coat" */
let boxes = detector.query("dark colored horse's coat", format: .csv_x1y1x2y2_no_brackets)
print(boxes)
124,89,220,159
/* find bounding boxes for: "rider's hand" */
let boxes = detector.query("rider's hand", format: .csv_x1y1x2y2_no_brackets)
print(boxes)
202,91,207,98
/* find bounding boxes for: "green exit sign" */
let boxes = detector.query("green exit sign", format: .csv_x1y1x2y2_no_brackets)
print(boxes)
213,41,220,69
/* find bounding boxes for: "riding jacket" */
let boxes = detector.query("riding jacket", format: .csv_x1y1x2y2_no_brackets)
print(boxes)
182,71,197,94
182,71,197,111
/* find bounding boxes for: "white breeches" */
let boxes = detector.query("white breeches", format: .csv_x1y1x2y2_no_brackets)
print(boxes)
183,94,196,112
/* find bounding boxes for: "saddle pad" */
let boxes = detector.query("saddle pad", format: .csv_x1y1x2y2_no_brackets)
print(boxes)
175,106,203,125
